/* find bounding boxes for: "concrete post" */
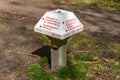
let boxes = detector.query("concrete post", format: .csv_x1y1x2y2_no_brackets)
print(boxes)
49,37,67,72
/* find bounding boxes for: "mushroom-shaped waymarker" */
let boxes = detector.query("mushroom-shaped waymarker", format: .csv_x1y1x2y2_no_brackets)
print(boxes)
34,9,84,72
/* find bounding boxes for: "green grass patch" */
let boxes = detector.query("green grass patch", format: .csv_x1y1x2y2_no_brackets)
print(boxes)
28,63,54,80
53,0,120,11
114,44,120,56
39,57,49,65
75,52,95,62
96,63,106,71
112,43,120,61
57,62,88,80
28,56,88,80
89,0,120,11
39,35,50,44
69,32,95,50
28,57,53,80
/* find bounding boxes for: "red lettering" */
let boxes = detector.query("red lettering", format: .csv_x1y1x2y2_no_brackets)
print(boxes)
68,25,80,31
42,24,59,30
44,16,59,26
65,18,79,32
66,18,76,26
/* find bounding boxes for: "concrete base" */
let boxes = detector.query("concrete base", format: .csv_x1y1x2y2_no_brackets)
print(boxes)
48,37,67,72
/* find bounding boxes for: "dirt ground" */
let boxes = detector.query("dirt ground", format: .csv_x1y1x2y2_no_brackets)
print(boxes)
0,0,120,80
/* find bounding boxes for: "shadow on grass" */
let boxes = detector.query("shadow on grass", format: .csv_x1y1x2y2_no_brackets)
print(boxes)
32,45,51,66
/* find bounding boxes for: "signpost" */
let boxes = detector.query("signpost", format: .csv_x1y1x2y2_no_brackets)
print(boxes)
34,9,84,71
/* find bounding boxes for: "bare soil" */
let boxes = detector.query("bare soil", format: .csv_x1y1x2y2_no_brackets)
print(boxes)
0,0,120,80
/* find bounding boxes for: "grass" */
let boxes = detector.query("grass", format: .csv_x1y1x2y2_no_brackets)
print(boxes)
39,35,50,44
113,43,120,60
68,32,120,79
28,32,120,80
91,0,120,11
28,56,88,80
74,52,95,62
39,57,49,65
57,63,88,80
28,57,54,80
53,0,120,11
